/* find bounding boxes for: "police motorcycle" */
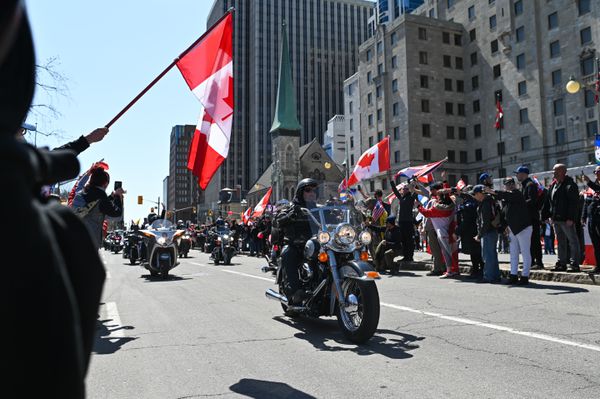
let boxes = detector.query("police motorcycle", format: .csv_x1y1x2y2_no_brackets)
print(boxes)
211,225,236,265
264,184,381,344
139,218,187,278
176,221,192,258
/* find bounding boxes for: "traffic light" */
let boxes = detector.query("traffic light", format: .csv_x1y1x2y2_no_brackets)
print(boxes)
137,195,143,205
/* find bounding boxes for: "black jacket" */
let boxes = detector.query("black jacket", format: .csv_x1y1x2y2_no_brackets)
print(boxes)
390,180,417,222
456,196,479,254
54,135,90,155
520,177,541,222
476,195,496,237
274,199,314,247
495,189,532,235
542,175,579,222
370,224,403,250
583,180,600,222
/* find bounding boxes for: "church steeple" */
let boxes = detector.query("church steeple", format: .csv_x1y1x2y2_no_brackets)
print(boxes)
270,21,301,136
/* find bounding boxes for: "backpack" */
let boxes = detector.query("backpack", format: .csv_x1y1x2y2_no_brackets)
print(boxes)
71,190,100,219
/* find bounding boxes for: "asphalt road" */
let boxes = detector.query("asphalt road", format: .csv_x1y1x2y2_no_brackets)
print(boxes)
88,249,600,398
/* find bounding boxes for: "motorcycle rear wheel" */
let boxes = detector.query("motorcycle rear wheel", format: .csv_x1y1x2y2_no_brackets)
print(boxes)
335,279,380,344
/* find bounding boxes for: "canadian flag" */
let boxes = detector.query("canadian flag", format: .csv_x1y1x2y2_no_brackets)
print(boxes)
456,179,466,191
242,207,252,224
176,12,233,189
253,187,273,218
495,99,503,129
394,158,446,183
347,136,390,187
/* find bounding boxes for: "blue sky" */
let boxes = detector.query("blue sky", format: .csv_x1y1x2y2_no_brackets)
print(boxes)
26,1,212,222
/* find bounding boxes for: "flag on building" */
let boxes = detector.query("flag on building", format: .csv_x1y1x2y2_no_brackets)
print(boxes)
252,187,273,218
176,12,234,189
495,99,504,129
347,136,390,187
394,158,447,183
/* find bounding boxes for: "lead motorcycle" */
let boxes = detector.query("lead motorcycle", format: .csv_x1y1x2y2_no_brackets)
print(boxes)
211,227,236,265
264,200,381,344
139,219,186,278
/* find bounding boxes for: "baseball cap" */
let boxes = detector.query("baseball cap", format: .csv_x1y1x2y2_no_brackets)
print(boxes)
514,166,529,174
503,177,516,185
470,184,485,194
479,173,491,182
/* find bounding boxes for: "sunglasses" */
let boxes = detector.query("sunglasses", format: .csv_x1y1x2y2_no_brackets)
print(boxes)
304,187,316,193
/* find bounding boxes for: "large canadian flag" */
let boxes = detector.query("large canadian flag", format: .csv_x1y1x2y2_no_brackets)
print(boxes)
253,187,273,218
176,13,233,189
347,136,390,187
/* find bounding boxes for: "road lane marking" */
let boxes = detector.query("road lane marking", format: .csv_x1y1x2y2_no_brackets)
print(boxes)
105,302,125,338
105,271,111,279
221,269,274,282
381,302,600,353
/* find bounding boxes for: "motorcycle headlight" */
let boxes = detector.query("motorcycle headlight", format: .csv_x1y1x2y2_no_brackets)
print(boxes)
318,231,331,244
224,235,229,239
359,230,372,245
157,237,167,245
335,224,356,246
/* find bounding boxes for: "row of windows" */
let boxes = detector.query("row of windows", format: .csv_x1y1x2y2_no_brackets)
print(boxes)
420,100,466,116
418,27,462,47
418,51,463,70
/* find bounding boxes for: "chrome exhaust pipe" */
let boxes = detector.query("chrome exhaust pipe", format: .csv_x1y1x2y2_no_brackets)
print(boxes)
265,288,288,305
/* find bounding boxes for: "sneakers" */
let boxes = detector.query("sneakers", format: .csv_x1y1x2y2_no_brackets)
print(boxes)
552,263,567,272
439,271,459,279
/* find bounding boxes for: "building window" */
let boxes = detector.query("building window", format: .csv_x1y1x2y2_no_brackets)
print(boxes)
422,124,431,137
367,71,372,83
369,136,374,146
472,75,479,90
548,12,558,30
455,34,462,46
491,39,498,54
550,41,560,58
447,126,455,139
366,49,372,61
350,154,354,165
448,150,456,162
368,114,373,126
420,75,429,88
579,0,591,15
582,56,595,76
489,15,497,30
587,121,598,137
367,92,372,105
468,5,475,20
394,151,400,163
552,69,562,87
442,31,450,44
419,51,428,65
392,55,398,69
518,80,527,96
448,0,456,7
460,151,468,164
475,148,483,161
473,99,480,113
443,55,452,68
521,136,531,151
445,102,454,115
470,52,478,66
516,26,524,42
419,27,428,40
377,41,383,54
585,89,596,108
350,136,354,148
445,78,453,91
455,57,463,70
392,79,398,92
458,103,465,116
457,80,464,92
516,53,525,70
377,108,383,121
393,102,399,116
514,0,523,15
423,148,432,161
495,89,503,102
474,124,482,137
469,29,477,42
553,98,564,115
580,27,592,45
377,63,384,75
555,128,566,144
378,131,383,141
422,99,430,113
459,127,467,140
493,64,501,78
391,31,398,45
393,126,400,139
520,108,529,124
376,85,382,98
349,118,354,131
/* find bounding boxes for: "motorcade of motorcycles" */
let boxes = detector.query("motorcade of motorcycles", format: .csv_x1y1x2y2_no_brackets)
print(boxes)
110,230,125,254
264,199,381,344
122,231,143,265
139,219,187,278
177,231,192,258
211,227,236,265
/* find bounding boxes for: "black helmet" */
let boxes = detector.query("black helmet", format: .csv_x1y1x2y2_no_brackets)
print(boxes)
294,178,319,200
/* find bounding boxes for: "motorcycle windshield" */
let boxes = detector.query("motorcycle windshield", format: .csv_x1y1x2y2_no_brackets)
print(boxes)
150,219,174,231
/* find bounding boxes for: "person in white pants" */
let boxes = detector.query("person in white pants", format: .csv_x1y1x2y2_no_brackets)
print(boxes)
485,177,533,285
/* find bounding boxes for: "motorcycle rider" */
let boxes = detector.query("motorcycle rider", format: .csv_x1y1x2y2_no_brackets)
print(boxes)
177,219,185,229
274,178,319,306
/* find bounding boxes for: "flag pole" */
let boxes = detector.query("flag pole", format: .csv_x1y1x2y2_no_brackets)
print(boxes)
496,92,504,177
105,8,235,128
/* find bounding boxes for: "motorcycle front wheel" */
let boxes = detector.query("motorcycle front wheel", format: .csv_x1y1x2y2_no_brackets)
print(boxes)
336,279,380,344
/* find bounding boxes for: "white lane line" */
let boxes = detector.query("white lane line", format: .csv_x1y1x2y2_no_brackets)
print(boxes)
381,302,600,353
104,302,125,338
105,271,111,279
221,269,274,283
190,262,207,267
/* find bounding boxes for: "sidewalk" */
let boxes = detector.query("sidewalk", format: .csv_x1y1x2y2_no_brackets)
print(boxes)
399,251,599,286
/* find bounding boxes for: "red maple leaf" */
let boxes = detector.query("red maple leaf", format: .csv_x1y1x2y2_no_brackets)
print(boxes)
222,75,234,121
357,152,375,170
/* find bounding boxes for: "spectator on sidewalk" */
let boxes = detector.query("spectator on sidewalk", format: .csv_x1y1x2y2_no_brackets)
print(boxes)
389,174,418,262
455,186,484,279
582,168,600,274
515,166,545,270
541,164,581,272
369,216,403,274
472,185,501,283
416,182,448,276
479,172,494,189
543,222,556,255
486,178,533,285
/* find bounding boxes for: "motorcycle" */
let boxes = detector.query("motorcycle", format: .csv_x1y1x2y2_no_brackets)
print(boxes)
264,203,381,344
110,230,124,254
177,231,192,258
122,231,142,265
139,219,186,279
211,228,236,265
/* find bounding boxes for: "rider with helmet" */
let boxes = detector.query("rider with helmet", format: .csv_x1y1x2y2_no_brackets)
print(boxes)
274,178,319,305
176,219,185,230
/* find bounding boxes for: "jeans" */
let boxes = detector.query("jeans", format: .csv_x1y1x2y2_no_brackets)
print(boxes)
509,226,532,277
544,236,555,254
481,231,500,281
554,221,581,266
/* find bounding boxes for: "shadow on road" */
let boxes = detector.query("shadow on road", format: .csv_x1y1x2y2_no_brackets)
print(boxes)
93,318,137,355
452,276,589,295
273,316,423,359
140,274,192,283
230,378,316,399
